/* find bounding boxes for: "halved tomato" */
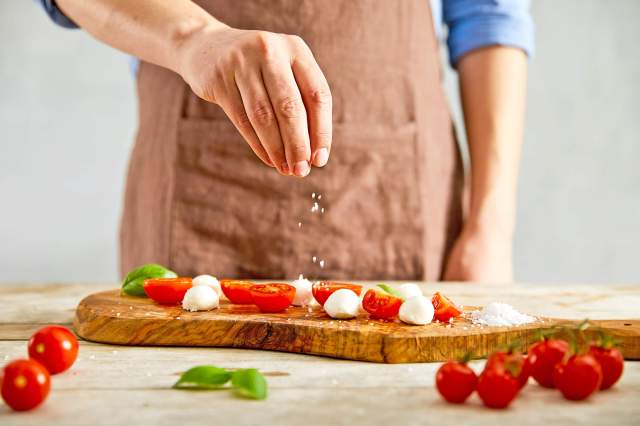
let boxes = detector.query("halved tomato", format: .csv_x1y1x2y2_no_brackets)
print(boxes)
220,279,255,304
362,288,402,319
143,277,193,305
312,281,362,306
432,292,462,322
250,283,296,313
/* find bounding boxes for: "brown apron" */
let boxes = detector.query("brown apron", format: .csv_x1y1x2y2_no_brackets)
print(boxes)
120,0,463,281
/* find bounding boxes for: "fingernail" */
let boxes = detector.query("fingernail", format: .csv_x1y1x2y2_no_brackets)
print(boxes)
294,160,310,177
280,162,290,175
313,148,329,167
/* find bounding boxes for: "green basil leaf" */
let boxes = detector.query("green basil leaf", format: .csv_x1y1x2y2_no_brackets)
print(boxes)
173,366,232,389
377,283,403,299
121,263,177,297
231,369,267,400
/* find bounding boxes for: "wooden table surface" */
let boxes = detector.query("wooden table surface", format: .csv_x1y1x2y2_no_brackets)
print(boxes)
1,283,639,425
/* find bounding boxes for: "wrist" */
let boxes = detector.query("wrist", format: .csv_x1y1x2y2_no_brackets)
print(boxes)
465,193,516,241
168,16,229,74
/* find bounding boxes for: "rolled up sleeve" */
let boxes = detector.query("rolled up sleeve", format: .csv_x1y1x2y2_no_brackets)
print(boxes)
444,0,534,67
37,0,78,29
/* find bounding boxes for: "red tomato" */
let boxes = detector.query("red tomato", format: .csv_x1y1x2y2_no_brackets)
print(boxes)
588,345,624,390
528,338,569,388
486,350,530,389
0,359,51,411
250,283,296,313
362,288,403,319
435,361,478,404
28,326,78,374
431,292,462,322
553,353,603,401
312,281,362,306
143,277,193,305
220,279,255,304
477,365,520,409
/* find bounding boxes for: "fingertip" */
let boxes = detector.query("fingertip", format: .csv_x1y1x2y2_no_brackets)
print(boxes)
294,160,310,177
312,148,329,167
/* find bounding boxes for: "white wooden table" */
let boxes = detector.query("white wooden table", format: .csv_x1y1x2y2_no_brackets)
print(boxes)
1,283,639,425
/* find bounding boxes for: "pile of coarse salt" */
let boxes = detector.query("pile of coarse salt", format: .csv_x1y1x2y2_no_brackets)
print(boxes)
469,302,536,327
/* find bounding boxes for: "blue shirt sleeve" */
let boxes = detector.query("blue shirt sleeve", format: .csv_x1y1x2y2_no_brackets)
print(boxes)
37,0,78,29
443,0,535,67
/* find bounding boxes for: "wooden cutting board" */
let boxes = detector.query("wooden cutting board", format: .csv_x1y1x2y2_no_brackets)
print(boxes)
74,289,640,363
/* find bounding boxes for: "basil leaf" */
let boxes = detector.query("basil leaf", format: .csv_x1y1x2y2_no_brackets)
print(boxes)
377,283,403,299
231,369,267,400
173,366,232,389
121,263,177,297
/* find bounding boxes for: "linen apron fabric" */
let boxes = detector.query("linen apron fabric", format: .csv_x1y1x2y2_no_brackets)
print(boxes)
120,0,464,281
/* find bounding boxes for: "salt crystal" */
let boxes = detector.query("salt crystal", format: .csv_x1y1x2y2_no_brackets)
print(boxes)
298,222,302,228
470,302,536,327
319,260,325,268
3,355,9,361
312,193,316,199
312,256,317,263
448,317,453,324
318,195,322,200
116,312,120,317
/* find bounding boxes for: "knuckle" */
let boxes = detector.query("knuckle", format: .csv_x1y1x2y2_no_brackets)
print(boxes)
233,108,253,130
248,101,275,127
289,141,310,159
253,31,278,57
277,96,305,119
308,86,332,107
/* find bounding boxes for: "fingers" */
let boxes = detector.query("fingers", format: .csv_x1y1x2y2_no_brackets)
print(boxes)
289,37,332,167
261,54,311,177
218,76,275,168
234,70,290,175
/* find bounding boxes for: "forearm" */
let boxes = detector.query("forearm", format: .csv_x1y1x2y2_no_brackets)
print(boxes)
458,46,528,238
55,0,226,74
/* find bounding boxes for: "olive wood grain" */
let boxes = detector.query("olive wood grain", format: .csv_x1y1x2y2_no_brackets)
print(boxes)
74,290,640,363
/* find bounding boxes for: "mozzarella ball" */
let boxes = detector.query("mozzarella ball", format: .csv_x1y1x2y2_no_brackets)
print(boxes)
399,296,434,325
291,276,313,306
182,285,219,312
324,289,359,319
193,274,221,296
398,283,423,300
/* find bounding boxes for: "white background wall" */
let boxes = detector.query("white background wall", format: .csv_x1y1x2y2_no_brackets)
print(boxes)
1,0,638,284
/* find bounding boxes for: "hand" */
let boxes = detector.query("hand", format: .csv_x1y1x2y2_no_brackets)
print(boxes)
443,222,514,283
178,26,332,177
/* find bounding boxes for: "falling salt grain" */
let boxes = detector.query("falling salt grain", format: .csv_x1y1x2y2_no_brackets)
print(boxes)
318,195,322,200
321,208,325,213
312,256,317,263
312,193,316,199
319,260,325,268
298,222,302,228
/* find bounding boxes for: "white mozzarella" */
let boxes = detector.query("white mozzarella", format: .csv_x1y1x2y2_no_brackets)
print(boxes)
193,274,221,296
182,285,219,312
397,283,423,300
398,296,434,325
323,289,359,319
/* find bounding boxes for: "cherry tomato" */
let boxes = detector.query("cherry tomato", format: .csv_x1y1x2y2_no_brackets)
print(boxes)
143,277,193,305
435,361,478,404
431,292,462,322
28,326,78,374
250,283,296,313
588,345,623,390
528,338,569,388
553,353,603,401
477,364,520,409
312,281,362,306
362,288,403,319
486,350,531,389
0,359,51,411
220,279,255,304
